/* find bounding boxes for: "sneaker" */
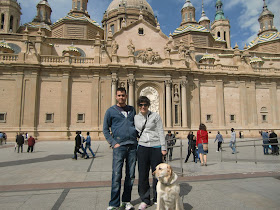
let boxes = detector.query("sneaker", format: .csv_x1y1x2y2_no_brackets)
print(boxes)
121,202,134,210
107,206,119,210
216,150,219,152
138,202,147,210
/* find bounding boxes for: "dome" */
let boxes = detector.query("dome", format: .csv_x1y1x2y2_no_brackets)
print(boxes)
106,0,154,16
182,0,194,10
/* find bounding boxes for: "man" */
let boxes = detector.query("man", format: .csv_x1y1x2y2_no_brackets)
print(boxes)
16,133,24,153
214,131,224,152
27,135,35,153
72,131,84,160
269,130,278,155
165,130,176,161
0,132,3,145
229,128,236,154
262,130,269,155
103,87,138,210
184,131,196,163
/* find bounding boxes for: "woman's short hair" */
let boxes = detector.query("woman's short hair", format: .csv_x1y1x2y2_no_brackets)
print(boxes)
87,132,90,135
137,96,150,107
199,123,207,131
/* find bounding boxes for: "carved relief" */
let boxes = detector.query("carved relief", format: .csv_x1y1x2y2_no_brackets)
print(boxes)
112,78,118,85
140,86,159,113
178,40,186,59
165,80,172,87
164,43,171,58
137,48,161,65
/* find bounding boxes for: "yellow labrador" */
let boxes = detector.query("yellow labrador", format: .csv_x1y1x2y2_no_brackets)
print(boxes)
153,163,184,210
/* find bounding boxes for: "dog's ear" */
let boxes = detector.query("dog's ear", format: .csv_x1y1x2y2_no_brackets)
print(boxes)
167,164,173,176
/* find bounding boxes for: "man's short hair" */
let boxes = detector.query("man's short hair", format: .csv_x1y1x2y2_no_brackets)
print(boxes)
168,130,171,133
116,87,126,94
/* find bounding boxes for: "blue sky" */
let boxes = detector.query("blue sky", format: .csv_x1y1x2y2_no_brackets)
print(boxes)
18,0,280,49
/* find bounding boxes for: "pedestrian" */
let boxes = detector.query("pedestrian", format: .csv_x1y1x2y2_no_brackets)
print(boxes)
134,96,167,210
184,131,196,163
103,87,138,210
165,130,176,161
79,132,88,158
84,132,95,159
3,132,7,144
269,130,278,155
16,132,24,153
72,131,84,160
262,130,269,155
229,128,236,154
214,131,224,152
27,136,35,152
0,131,3,145
196,124,209,166
24,132,28,144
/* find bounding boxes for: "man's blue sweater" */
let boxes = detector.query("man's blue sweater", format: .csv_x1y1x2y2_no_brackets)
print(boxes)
103,105,138,147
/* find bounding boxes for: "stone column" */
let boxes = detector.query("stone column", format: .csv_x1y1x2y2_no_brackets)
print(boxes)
181,80,188,128
165,80,172,128
14,70,24,129
111,78,118,106
60,70,71,139
239,81,248,126
247,81,258,126
128,78,135,106
191,79,201,128
270,82,278,126
91,72,100,129
216,80,225,127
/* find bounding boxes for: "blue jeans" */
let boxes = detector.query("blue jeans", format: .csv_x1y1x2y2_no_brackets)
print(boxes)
229,142,236,153
109,144,137,207
263,145,269,154
85,145,95,157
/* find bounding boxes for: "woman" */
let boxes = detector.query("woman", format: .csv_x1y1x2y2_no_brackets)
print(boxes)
184,131,196,163
196,124,208,166
134,96,167,210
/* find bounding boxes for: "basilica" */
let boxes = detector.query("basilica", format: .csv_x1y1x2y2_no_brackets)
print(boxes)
0,0,279,140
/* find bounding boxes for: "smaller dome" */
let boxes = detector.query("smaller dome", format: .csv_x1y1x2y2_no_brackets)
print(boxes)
38,0,51,7
182,0,194,10
199,16,210,22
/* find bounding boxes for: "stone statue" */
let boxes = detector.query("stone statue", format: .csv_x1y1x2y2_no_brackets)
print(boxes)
178,41,186,59
112,40,119,55
173,84,179,103
127,39,135,56
164,43,171,57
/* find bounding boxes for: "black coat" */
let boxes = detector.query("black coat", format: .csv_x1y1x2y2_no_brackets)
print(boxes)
269,132,278,144
16,135,24,145
75,134,82,147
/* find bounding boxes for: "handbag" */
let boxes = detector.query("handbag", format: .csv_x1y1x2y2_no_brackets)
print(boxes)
138,112,151,138
200,130,208,151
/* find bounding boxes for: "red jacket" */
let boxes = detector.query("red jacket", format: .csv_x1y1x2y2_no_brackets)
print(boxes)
28,137,35,146
196,130,208,146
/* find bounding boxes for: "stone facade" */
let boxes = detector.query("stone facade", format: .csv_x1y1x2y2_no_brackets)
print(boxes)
0,0,279,140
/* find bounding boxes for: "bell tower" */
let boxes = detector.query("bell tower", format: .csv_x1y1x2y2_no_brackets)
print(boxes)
33,0,52,25
0,0,21,33
258,0,277,36
181,0,197,26
71,0,89,17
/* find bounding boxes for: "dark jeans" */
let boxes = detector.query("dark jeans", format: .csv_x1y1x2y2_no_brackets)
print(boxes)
185,148,196,162
18,144,23,153
85,145,95,157
137,145,162,205
27,146,34,152
218,142,222,151
167,147,173,160
109,144,137,207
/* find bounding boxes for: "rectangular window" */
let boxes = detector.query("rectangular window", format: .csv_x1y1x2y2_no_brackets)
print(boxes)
230,114,235,122
206,114,212,123
77,113,85,123
110,24,115,34
45,113,54,123
138,28,144,35
0,112,7,123
174,105,178,125
262,115,267,122
77,1,81,10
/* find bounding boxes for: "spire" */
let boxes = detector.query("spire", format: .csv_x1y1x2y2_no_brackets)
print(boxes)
199,0,210,23
71,0,89,17
33,0,52,25
215,0,226,21
181,0,196,25
258,0,277,35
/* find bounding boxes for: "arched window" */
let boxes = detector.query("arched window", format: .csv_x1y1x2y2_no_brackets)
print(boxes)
265,21,269,29
217,31,220,37
110,24,115,34
1,14,5,29
9,15,13,31
77,1,81,10
185,13,188,21
224,31,226,41
189,12,192,21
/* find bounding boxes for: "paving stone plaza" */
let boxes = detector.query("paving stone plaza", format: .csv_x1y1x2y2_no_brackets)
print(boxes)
0,138,279,210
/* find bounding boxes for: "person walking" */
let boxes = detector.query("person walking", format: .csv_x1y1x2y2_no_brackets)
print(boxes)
214,131,224,152
269,130,278,155
0,131,3,145
3,132,7,144
103,87,138,210
184,131,196,163
84,132,95,158
16,133,24,153
196,124,209,166
134,96,167,210
165,130,176,161
73,131,84,160
262,130,269,155
229,128,236,154
27,136,35,152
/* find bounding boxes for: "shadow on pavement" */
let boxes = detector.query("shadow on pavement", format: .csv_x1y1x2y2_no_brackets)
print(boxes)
180,182,193,209
0,154,72,167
